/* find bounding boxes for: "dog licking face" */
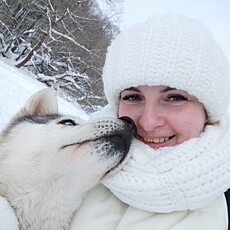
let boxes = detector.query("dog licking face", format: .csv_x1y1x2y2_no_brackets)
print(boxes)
0,89,135,230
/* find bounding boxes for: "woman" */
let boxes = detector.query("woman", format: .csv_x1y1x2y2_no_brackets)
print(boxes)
70,15,230,229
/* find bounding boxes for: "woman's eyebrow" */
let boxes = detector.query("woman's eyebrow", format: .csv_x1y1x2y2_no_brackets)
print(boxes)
160,87,176,93
123,87,140,92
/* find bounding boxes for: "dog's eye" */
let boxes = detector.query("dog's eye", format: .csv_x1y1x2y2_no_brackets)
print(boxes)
58,119,77,126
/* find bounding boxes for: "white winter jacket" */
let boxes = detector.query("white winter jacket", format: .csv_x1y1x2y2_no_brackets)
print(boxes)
70,184,228,230
0,185,227,229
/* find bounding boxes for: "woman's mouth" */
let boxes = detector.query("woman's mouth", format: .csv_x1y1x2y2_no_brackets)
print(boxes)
137,135,176,148
143,137,170,143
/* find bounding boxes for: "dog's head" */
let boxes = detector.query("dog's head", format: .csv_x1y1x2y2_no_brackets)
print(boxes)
0,89,135,195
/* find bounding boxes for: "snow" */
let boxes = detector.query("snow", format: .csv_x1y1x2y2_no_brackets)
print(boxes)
0,58,89,131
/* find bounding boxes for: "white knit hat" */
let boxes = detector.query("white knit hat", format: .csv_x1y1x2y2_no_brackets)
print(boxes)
102,15,230,122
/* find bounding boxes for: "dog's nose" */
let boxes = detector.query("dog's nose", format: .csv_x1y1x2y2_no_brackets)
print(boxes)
119,116,137,135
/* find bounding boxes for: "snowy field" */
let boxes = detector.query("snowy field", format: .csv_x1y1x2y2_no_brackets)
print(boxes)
0,59,88,131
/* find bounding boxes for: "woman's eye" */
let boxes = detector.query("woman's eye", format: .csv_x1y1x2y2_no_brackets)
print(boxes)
122,94,141,101
167,94,188,102
58,119,77,126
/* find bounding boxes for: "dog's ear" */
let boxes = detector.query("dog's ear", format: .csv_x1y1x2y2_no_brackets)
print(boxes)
16,88,58,117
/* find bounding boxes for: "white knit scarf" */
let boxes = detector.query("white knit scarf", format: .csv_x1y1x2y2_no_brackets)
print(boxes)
102,114,230,213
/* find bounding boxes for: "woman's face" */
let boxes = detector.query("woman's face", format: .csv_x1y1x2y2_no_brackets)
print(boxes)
118,85,207,149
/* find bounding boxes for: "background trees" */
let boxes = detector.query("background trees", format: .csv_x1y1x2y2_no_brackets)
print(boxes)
0,0,122,112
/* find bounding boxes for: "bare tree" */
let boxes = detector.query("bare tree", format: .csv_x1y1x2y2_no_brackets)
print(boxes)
0,0,122,112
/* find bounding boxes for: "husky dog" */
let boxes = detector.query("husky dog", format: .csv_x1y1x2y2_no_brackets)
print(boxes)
0,89,135,230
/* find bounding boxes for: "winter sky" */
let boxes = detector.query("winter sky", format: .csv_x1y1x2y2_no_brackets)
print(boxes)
100,0,230,60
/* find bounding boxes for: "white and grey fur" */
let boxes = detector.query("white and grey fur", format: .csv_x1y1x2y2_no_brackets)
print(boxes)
0,89,134,230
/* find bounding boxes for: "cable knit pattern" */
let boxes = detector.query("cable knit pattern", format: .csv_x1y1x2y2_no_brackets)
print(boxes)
102,15,230,122
103,116,230,212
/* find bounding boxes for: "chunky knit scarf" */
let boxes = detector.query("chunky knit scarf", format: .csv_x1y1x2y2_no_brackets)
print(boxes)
103,115,230,213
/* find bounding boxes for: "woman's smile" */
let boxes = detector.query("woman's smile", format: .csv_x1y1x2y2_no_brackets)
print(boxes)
137,134,176,148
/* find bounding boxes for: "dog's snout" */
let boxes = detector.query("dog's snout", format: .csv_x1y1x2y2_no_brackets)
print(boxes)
119,116,133,124
119,116,137,135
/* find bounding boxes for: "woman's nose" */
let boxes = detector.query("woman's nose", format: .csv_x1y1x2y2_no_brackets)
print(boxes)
138,103,166,132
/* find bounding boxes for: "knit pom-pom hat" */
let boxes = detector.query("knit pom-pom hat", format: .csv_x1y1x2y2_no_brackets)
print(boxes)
102,15,230,122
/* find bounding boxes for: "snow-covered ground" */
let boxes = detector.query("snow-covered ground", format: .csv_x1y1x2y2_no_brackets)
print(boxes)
0,59,88,131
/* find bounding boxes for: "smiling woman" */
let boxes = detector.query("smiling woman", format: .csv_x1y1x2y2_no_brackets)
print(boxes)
70,14,230,230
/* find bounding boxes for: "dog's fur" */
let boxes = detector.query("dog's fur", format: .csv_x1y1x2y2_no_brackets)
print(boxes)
0,89,134,230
